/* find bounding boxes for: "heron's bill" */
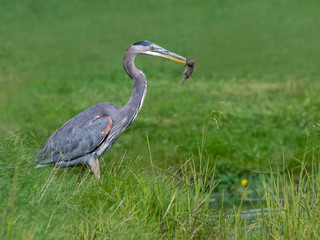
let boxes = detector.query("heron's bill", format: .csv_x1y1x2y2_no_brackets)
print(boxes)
161,55,186,64
144,49,187,64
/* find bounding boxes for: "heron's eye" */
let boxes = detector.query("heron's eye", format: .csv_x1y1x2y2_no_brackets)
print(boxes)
150,46,155,50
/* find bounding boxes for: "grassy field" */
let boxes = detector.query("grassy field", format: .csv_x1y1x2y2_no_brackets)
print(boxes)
1,0,320,238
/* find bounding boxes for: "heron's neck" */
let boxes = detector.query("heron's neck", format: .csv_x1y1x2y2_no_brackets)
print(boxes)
122,56,147,123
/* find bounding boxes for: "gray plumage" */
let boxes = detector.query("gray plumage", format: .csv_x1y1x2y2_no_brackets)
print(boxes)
36,40,190,178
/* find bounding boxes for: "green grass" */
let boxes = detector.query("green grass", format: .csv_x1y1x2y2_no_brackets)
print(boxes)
2,133,320,239
1,134,217,239
1,0,320,238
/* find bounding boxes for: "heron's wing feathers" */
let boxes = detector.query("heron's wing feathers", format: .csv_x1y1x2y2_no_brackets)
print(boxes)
36,116,112,164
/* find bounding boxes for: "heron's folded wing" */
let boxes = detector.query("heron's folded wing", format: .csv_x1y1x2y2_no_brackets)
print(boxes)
36,116,112,164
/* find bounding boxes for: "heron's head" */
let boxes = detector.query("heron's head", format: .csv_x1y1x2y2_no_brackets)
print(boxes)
130,40,187,64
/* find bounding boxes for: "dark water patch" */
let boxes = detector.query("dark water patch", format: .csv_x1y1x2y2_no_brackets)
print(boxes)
209,191,272,219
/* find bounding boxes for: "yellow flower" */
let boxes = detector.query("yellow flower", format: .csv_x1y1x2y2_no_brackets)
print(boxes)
242,192,248,199
241,179,248,187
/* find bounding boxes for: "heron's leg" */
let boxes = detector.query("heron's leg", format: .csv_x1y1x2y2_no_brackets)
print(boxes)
77,167,86,186
88,156,100,179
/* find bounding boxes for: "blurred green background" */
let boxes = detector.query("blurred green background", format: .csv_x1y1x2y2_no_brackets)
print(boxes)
1,0,320,238
1,0,320,183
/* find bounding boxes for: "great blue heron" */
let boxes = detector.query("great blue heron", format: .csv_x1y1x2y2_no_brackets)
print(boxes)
36,40,193,178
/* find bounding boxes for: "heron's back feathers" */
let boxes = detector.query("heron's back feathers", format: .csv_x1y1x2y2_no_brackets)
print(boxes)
36,103,114,165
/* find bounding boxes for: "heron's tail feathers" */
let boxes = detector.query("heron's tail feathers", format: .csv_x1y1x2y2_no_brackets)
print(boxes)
35,164,45,168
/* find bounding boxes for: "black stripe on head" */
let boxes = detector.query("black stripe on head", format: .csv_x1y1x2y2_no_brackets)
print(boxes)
133,40,152,46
